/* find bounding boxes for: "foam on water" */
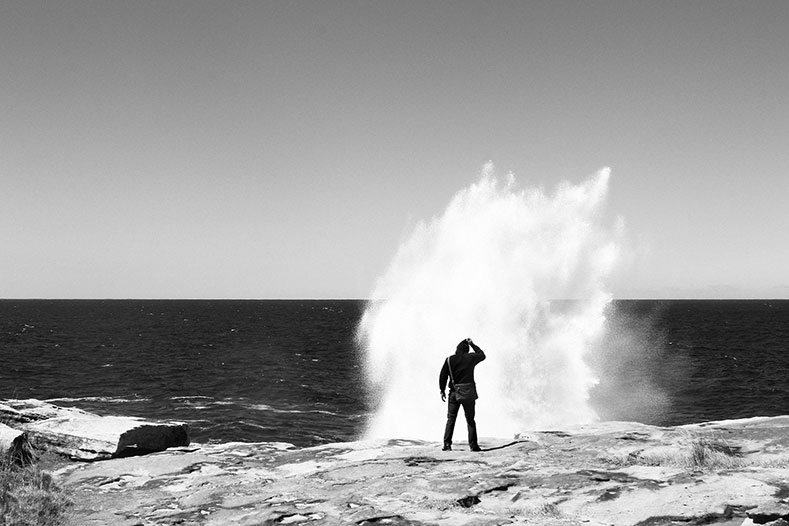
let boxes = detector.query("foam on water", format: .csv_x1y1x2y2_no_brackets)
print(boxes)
45,396,151,404
358,164,621,439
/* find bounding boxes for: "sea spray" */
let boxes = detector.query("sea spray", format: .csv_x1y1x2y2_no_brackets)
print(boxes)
357,164,622,440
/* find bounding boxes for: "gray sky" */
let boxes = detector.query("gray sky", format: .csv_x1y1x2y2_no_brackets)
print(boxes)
2,1,787,299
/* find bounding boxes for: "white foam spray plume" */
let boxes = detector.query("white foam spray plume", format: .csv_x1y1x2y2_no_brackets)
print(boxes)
357,164,621,440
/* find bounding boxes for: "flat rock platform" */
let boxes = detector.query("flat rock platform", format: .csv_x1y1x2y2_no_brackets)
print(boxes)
54,417,789,525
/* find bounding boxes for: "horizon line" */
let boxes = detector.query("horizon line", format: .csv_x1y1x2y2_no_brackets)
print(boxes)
2,297,789,302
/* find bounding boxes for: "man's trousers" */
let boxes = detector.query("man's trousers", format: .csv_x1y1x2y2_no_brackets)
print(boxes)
443,391,479,449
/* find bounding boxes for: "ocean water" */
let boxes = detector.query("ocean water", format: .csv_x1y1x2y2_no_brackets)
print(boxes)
589,300,789,427
1,299,788,447
0,300,366,446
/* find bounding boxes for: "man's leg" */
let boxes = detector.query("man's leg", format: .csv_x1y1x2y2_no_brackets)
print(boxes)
462,400,480,451
443,393,460,450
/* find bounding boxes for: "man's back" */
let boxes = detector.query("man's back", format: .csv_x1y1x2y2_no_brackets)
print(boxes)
439,341,485,391
447,351,485,384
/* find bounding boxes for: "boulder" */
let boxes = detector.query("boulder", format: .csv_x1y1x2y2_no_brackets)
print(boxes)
0,399,189,461
0,422,33,465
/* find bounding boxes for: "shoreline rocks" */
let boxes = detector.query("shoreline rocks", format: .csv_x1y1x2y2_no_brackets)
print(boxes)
51,415,789,526
4,399,789,525
0,399,189,461
0,421,33,465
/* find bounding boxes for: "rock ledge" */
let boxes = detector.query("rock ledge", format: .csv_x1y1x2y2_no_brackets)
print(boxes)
0,399,189,461
52,416,789,525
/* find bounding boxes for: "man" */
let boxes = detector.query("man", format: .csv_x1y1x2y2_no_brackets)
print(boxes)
438,338,486,451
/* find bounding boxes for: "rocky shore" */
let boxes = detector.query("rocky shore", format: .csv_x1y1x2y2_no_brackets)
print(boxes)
3,400,789,526
0,399,189,461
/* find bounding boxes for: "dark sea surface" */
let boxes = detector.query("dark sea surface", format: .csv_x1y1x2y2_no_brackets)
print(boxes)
1,300,788,447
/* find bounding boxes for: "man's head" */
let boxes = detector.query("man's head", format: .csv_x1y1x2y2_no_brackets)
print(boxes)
456,339,470,354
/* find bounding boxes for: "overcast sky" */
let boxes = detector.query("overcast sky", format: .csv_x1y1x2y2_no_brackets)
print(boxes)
2,1,787,299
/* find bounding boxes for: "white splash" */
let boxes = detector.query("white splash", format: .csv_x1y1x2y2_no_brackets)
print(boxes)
357,164,621,439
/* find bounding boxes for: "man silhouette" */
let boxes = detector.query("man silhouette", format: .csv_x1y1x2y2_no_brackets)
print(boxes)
439,338,486,451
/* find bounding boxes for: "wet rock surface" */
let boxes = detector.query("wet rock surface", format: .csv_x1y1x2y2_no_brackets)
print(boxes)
53,416,789,525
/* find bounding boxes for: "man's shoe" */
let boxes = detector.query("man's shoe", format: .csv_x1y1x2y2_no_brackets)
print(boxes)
442,445,452,451
470,446,482,452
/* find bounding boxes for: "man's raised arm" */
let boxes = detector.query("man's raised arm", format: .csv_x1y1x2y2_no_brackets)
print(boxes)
468,339,486,362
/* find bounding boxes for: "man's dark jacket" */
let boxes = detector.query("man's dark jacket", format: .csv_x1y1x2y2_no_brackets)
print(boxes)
439,349,486,392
